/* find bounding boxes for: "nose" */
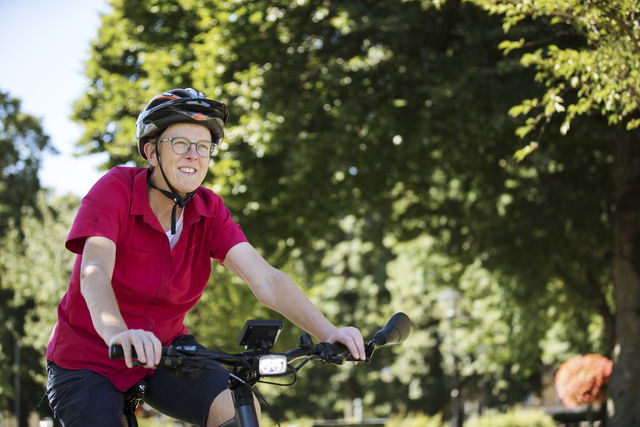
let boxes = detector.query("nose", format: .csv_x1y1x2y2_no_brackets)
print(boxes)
184,143,199,158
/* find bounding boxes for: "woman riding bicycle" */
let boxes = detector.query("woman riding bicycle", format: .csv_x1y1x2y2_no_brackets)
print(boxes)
45,88,366,427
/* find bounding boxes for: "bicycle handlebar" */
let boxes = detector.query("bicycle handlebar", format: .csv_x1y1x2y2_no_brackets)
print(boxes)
109,313,410,427
109,337,357,368
109,312,411,373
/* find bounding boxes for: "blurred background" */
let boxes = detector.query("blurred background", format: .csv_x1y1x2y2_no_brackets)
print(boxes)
2,0,638,426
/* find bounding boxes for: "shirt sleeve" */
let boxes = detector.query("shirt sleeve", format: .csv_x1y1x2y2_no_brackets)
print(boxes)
66,169,131,254
208,195,248,264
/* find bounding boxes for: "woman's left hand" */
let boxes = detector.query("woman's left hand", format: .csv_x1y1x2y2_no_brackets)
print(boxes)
325,327,366,361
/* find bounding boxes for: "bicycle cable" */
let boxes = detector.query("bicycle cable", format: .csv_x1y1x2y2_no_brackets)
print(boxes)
257,372,297,387
228,372,282,427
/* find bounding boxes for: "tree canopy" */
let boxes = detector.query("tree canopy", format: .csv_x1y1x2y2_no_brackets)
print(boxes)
0,91,52,236
54,0,637,422
0,91,57,423
461,0,640,423
465,0,640,156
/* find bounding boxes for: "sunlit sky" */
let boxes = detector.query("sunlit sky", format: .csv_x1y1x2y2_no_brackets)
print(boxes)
0,0,110,196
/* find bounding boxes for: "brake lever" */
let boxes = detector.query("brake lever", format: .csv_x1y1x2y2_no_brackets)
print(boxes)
323,354,347,365
341,343,374,363
343,355,371,363
316,342,373,364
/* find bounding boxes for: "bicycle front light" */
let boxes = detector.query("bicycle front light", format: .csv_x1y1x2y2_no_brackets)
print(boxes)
258,354,288,376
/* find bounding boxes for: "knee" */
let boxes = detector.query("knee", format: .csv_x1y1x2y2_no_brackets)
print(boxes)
207,390,235,427
206,390,262,427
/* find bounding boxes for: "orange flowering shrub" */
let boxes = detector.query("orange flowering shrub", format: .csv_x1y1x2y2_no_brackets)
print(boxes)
554,354,613,408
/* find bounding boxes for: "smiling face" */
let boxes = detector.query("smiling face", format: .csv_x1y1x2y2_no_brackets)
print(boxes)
145,123,212,195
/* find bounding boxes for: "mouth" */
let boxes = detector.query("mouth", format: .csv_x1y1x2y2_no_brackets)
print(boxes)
178,167,197,174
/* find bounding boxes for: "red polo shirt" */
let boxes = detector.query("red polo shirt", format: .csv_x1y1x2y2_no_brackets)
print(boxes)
46,167,247,391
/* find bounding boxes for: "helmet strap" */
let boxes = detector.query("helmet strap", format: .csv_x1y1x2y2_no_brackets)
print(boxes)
147,147,195,235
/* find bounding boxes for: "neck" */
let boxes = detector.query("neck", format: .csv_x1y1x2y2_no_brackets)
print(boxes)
147,169,186,232
148,186,183,230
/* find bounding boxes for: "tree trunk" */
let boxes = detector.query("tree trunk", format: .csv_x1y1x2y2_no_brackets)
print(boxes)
608,135,640,425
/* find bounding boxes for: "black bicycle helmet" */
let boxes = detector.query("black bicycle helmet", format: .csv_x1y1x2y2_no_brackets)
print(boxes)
136,88,229,159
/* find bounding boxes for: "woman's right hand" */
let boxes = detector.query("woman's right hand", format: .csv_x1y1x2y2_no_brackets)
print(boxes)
108,329,162,369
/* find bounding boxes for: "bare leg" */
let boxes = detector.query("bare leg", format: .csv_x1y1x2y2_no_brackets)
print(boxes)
207,389,262,427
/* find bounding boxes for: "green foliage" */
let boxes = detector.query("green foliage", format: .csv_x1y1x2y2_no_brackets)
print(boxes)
450,1,640,423
386,234,608,410
184,262,292,349
0,91,52,236
72,0,620,419
262,418,313,427
386,412,446,427
1,194,79,349
386,408,554,427
466,407,555,427
0,91,56,422
0,192,78,421
466,0,640,147
387,408,555,427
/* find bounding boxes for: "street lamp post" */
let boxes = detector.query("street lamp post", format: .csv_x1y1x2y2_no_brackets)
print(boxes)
439,288,463,427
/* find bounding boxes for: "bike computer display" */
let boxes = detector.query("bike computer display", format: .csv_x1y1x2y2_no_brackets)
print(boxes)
238,319,283,352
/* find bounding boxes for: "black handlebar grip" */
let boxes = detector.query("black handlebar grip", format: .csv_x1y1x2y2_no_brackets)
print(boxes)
109,344,138,360
370,312,412,347
331,342,350,355
331,342,366,362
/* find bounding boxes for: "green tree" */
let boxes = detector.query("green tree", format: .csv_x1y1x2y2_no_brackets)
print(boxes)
73,0,618,418
388,236,607,411
0,91,54,423
191,0,614,414
0,192,78,424
461,0,640,423
0,91,52,235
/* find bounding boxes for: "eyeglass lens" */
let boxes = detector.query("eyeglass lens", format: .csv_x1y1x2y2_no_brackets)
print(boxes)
162,137,215,157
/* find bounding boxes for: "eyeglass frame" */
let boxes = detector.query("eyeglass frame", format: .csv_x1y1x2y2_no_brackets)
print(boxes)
157,136,218,158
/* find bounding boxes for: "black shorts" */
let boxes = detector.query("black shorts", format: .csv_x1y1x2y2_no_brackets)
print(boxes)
46,335,229,427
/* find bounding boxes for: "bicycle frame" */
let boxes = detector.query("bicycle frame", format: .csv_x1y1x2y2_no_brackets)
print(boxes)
228,380,261,427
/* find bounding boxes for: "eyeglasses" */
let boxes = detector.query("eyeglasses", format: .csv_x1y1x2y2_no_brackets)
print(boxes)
158,137,218,158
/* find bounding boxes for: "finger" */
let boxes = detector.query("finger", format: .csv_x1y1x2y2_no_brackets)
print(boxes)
341,332,360,360
358,340,366,360
353,329,366,360
346,340,359,360
152,335,162,366
118,336,134,369
132,335,147,365
143,337,156,369
142,334,160,368
346,327,365,360
352,336,363,360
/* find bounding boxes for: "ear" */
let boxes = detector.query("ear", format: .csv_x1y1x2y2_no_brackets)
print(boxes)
144,141,159,167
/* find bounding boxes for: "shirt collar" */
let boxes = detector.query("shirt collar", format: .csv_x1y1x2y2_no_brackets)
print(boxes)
131,168,150,216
